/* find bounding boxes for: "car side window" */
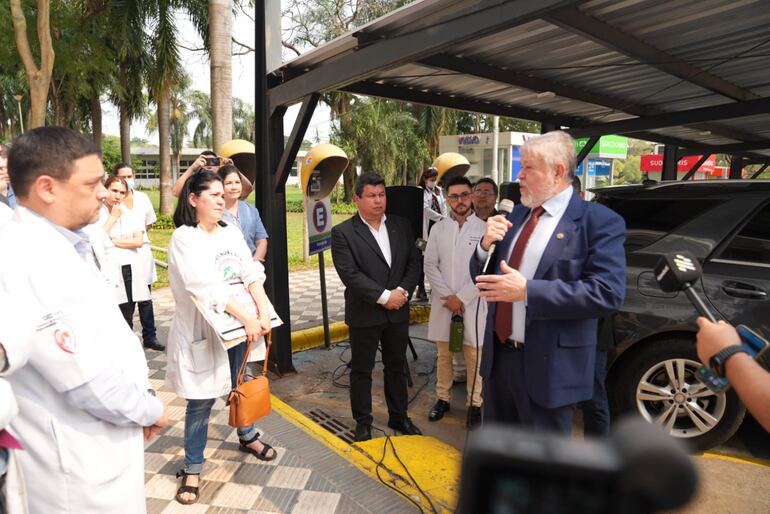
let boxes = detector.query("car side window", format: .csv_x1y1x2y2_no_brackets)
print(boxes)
715,203,770,265
602,198,722,253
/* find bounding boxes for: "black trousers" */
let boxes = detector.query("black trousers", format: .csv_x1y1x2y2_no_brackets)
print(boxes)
348,322,409,426
483,338,574,434
118,264,136,328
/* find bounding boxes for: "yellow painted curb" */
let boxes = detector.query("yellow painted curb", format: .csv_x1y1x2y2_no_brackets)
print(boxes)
290,304,431,352
701,451,770,468
291,321,349,352
270,394,458,513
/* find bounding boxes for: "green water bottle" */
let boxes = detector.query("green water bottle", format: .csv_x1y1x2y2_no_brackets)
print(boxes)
449,314,464,352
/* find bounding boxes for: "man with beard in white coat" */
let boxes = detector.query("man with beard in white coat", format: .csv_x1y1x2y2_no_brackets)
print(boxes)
0,127,168,513
424,176,486,428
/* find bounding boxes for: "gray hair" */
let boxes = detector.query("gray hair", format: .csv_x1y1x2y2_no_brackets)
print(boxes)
521,131,576,180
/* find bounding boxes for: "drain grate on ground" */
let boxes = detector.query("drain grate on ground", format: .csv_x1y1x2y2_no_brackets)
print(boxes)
306,408,357,444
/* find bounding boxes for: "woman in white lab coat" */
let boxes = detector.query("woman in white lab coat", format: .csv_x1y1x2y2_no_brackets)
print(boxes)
100,176,151,327
167,170,274,505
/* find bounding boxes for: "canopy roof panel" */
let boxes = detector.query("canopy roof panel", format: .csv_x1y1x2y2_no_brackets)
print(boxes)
270,0,770,161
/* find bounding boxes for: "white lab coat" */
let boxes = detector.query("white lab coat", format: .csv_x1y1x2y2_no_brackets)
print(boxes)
424,213,488,346
166,223,267,400
0,206,151,514
0,292,31,514
422,186,447,240
97,205,151,304
126,190,158,285
0,201,12,223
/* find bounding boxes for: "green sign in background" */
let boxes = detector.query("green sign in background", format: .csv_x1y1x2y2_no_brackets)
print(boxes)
575,135,628,159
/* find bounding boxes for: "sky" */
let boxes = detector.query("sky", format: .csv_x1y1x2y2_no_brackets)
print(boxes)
101,5,332,147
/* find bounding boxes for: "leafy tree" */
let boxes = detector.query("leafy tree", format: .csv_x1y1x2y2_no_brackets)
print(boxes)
333,97,428,186
9,0,54,128
282,0,411,199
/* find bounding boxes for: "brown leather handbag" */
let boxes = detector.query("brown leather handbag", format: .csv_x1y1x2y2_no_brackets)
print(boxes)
227,332,272,427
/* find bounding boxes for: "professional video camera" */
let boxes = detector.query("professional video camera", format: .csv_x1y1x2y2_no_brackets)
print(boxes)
458,417,697,514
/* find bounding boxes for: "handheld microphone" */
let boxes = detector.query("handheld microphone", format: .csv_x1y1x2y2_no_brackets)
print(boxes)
653,252,716,322
481,199,515,274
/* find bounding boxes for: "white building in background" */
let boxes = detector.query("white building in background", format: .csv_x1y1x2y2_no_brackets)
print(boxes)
439,132,628,199
130,146,305,188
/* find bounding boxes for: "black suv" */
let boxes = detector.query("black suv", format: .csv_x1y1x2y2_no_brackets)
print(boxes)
593,180,770,451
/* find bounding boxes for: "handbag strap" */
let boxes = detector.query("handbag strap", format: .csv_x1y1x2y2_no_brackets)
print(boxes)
236,331,271,386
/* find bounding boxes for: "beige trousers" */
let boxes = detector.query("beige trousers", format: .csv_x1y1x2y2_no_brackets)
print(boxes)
436,341,483,407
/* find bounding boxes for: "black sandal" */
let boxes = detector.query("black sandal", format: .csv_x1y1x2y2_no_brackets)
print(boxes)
239,433,277,461
175,470,200,505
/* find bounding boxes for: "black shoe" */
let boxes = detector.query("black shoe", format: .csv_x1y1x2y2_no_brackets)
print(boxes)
387,417,422,436
428,400,451,422
466,406,482,429
144,340,166,352
354,423,372,442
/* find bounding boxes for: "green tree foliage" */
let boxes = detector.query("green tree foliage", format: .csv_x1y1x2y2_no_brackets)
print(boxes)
612,138,653,185
333,97,429,186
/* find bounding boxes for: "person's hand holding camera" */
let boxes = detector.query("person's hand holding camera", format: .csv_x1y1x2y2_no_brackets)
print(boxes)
190,154,208,173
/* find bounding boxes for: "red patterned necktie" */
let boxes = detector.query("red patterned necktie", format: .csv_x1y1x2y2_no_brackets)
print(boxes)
494,206,545,343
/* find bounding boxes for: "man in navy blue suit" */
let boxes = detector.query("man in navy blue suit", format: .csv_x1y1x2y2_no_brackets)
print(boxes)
471,131,626,434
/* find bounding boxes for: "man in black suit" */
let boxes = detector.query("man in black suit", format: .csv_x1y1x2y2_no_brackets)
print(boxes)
332,172,422,441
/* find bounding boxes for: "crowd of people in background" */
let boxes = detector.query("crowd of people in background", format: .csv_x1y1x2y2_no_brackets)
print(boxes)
2,126,767,513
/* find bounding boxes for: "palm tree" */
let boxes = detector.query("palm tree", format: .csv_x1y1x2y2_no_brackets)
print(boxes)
169,75,192,180
207,0,233,150
146,0,183,215
188,90,213,148
232,97,254,142
108,0,151,163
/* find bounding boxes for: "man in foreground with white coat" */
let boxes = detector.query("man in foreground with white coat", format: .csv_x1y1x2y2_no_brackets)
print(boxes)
0,127,168,513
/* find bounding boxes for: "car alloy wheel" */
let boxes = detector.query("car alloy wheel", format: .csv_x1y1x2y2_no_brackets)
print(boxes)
635,357,726,438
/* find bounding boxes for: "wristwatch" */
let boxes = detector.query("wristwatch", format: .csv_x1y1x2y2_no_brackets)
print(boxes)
709,345,748,377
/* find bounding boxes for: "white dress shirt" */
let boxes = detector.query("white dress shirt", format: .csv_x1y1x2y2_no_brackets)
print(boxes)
478,186,574,343
359,214,402,305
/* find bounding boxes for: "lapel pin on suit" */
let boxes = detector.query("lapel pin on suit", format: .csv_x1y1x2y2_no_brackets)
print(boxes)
556,232,565,240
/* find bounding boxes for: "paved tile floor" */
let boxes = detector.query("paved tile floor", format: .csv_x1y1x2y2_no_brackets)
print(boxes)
138,272,416,513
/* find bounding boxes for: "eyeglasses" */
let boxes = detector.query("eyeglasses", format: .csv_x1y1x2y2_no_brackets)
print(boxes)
447,192,472,201
473,190,495,198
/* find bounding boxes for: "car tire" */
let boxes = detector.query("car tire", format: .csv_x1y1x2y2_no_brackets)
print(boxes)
610,336,745,452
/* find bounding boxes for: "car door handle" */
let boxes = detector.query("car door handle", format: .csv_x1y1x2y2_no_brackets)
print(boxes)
722,282,767,299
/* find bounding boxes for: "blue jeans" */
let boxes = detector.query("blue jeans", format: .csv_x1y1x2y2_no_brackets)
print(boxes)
579,350,610,436
183,342,258,474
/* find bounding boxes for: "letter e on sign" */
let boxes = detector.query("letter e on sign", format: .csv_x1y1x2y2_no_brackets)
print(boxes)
312,201,329,232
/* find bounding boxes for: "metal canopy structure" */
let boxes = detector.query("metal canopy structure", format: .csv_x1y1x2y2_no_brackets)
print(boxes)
257,0,770,372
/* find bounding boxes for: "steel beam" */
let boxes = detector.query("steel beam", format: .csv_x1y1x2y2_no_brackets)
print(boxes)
420,54,760,143
541,122,559,134
569,97,770,138
677,139,770,157
750,163,769,179
274,93,319,190
576,136,599,165
419,53,654,116
268,0,576,112
680,154,710,181
548,6,759,102
662,145,678,181
729,156,744,179
257,4,295,374
341,80,585,127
